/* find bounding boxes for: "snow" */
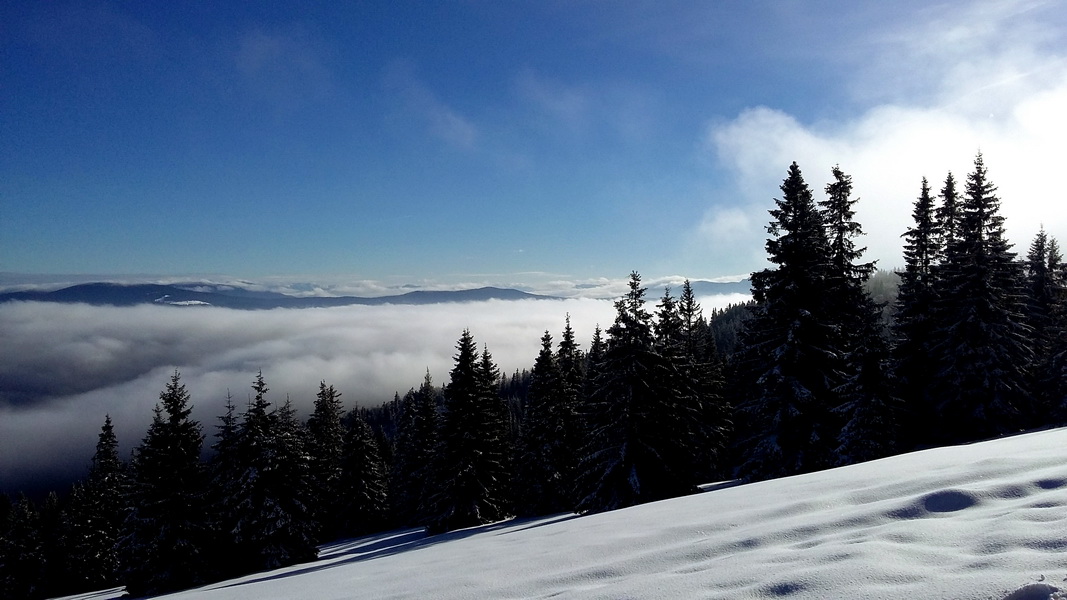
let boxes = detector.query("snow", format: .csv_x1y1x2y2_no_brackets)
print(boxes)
58,427,1067,600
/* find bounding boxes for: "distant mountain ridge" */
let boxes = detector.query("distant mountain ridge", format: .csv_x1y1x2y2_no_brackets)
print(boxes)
0,282,558,309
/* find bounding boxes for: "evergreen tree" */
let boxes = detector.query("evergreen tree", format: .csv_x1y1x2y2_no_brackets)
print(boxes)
227,372,318,574
930,153,1033,441
337,413,390,535
515,331,570,516
936,172,961,257
119,370,210,597
307,381,346,540
678,280,731,480
0,494,44,600
426,330,511,533
820,166,897,464
734,162,839,481
63,415,128,591
391,371,440,527
1025,228,1067,420
893,177,942,446
575,272,699,513
205,391,243,580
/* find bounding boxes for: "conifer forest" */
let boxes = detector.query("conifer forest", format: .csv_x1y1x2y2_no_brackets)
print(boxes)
3,154,1066,598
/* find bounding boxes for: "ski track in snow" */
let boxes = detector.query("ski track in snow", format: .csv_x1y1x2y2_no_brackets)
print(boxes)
57,428,1067,600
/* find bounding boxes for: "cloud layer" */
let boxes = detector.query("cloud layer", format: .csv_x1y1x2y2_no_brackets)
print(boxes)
695,0,1067,274
0,292,710,492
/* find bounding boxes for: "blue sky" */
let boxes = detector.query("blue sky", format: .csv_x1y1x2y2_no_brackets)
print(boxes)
3,1,1066,291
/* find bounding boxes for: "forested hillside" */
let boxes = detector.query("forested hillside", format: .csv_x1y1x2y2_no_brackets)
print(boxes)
2,154,1064,599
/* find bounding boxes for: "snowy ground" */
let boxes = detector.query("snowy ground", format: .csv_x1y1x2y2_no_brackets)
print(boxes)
59,428,1067,600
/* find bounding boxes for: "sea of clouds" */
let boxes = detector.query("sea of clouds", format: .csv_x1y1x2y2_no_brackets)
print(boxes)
0,289,747,493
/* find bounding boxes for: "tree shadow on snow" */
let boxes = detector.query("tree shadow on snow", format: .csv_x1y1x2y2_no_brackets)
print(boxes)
214,513,579,591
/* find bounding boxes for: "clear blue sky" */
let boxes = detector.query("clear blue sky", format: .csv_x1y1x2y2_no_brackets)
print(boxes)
3,1,1065,286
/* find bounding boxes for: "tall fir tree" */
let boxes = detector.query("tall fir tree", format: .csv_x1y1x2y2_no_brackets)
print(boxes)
892,177,942,446
515,331,570,516
62,415,128,592
426,330,511,533
391,371,440,527
930,153,1033,442
734,162,839,481
205,391,243,580
678,279,730,481
0,494,44,600
227,372,318,574
307,381,347,540
575,272,699,513
1024,228,1067,421
820,166,897,465
936,172,961,258
337,412,390,535
119,370,210,597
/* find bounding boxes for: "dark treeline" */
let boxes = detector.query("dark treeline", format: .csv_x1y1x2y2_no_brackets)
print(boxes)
3,153,1065,599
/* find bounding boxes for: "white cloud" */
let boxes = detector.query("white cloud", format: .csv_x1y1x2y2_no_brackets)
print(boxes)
696,0,1067,273
0,299,618,490
384,61,478,149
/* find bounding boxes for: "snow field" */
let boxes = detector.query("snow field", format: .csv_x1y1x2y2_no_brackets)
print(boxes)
59,427,1067,600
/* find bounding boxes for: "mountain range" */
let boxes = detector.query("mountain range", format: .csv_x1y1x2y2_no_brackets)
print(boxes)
0,279,752,309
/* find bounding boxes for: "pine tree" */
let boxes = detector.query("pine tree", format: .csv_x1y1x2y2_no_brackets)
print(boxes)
893,177,942,446
936,172,961,258
930,153,1033,442
307,381,346,540
734,162,839,481
337,413,389,535
391,371,440,527
0,494,44,600
575,272,699,513
119,370,210,596
515,331,570,516
678,280,731,481
227,372,318,574
820,166,897,465
63,415,128,591
426,330,511,533
205,391,242,580
1025,228,1066,421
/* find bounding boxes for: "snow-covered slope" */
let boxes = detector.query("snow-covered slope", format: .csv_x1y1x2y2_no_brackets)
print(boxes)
61,428,1067,600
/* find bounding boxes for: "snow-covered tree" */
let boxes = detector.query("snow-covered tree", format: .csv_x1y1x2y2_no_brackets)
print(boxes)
734,163,839,481
426,330,511,533
391,371,440,527
119,371,210,596
930,153,1033,442
576,272,699,513
338,412,389,535
62,415,128,591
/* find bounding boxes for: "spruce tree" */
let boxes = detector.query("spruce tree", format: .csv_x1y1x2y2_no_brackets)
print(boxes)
734,162,839,481
575,272,698,513
1025,228,1066,421
678,280,730,480
307,381,346,540
228,372,318,574
820,166,897,465
0,494,43,600
63,415,128,591
893,178,942,446
936,172,961,257
205,391,242,580
515,331,570,516
337,413,390,535
119,370,210,596
426,330,511,533
391,371,440,527
930,153,1033,442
